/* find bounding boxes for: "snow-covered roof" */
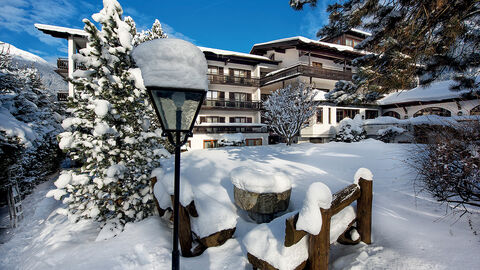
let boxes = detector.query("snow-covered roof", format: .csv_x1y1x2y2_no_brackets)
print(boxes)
251,36,367,54
34,23,87,38
199,46,272,61
350,28,372,37
378,79,475,105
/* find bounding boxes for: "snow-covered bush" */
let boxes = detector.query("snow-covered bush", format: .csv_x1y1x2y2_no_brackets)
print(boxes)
263,82,317,145
335,115,366,142
410,120,480,212
50,0,170,227
0,49,63,195
377,126,406,143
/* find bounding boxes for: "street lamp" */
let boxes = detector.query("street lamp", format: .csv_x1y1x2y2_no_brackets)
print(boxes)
132,38,208,270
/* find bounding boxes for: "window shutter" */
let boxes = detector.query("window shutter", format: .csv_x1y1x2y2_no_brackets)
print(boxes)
247,93,252,101
247,118,252,123
219,91,225,99
200,117,206,123
219,67,224,75
229,92,235,100
247,70,251,79
229,69,234,77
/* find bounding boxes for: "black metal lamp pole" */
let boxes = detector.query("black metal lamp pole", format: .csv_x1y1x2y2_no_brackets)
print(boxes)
172,131,181,270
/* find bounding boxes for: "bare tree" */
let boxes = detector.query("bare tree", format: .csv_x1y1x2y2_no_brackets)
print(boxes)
263,82,317,146
410,121,480,212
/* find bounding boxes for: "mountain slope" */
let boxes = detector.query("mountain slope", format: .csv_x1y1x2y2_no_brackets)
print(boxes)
0,42,67,94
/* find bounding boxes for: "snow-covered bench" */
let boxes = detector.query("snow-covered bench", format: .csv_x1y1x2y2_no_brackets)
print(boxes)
244,168,373,270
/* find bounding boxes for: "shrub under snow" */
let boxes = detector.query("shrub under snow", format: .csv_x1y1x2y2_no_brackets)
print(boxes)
335,115,366,142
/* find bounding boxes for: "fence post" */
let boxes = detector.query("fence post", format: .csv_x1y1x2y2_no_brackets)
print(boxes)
357,178,372,244
308,208,331,270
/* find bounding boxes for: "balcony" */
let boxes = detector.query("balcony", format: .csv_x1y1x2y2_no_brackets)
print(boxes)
208,74,260,87
194,124,268,134
56,58,87,79
260,64,353,86
202,99,262,110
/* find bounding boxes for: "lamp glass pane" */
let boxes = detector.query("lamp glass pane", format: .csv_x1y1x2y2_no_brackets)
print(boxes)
151,89,203,131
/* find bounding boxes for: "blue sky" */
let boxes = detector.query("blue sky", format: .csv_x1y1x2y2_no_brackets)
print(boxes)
0,0,333,64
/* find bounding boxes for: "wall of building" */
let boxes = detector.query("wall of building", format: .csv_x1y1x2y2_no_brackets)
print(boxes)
189,133,268,149
381,99,480,119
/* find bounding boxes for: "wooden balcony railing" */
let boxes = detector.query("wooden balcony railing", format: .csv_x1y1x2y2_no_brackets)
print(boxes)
193,125,268,134
57,91,69,102
260,64,353,86
57,58,87,72
208,74,260,87
202,99,262,110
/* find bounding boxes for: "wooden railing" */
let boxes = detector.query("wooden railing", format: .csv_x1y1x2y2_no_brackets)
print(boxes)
202,99,262,110
260,64,353,86
57,58,87,72
248,175,373,270
208,74,260,87
57,92,69,102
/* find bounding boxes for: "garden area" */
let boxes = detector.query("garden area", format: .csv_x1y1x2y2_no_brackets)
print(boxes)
1,140,479,269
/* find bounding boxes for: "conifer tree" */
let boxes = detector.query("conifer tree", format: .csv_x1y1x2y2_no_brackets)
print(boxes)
290,0,480,92
51,0,169,228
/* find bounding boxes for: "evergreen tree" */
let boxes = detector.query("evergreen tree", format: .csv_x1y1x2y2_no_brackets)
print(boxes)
326,80,379,105
263,82,317,145
0,47,63,195
290,0,480,92
133,19,168,46
50,0,169,228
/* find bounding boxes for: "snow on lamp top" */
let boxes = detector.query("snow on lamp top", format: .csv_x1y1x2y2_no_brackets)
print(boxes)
132,38,208,91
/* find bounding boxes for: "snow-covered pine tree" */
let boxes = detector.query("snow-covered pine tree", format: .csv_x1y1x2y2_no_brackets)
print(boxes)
133,19,168,46
290,0,480,92
0,47,63,195
51,0,170,228
263,82,317,145
326,80,380,105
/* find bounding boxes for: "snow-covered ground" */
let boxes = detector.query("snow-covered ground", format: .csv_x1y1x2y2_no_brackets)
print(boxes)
1,140,479,269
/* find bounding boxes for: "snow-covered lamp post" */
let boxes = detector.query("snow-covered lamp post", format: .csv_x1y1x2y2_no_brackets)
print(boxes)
133,39,208,270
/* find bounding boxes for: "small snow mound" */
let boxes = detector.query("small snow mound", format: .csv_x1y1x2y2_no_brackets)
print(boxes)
230,167,291,194
354,168,373,184
296,182,332,235
54,173,72,189
94,99,111,117
95,218,124,241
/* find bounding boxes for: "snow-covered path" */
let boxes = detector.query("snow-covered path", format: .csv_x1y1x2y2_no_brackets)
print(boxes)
0,140,479,269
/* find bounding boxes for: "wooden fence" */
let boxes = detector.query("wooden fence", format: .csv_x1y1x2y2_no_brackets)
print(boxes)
248,178,372,270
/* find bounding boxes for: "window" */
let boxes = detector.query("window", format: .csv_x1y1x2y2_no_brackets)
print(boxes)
208,66,223,75
470,105,480,115
206,90,224,100
365,110,379,119
336,109,360,123
199,116,225,123
328,108,331,124
346,39,353,47
231,69,248,78
230,117,252,123
316,108,323,124
246,138,262,146
413,107,451,117
382,111,401,119
203,140,218,149
312,62,323,68
229,92,251,101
